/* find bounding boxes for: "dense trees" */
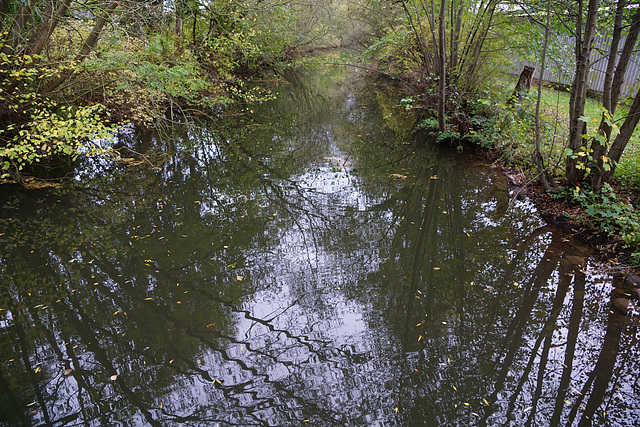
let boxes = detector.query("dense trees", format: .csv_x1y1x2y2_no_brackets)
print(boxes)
362,0,640,191
0,0,349,179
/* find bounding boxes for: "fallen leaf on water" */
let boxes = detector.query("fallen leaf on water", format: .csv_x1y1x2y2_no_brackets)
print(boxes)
433,267,441,270
236,275,243,281
206,323,215,328
63,368,73,375
110,375,118,381
144,297,153,301
390,174,407,179
483,398,490,406
34,367,40,373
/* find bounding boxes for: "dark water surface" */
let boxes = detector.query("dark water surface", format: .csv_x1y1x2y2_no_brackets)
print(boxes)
1,63,639,426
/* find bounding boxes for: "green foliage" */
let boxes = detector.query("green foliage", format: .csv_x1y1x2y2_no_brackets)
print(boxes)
362,29,419,76
416,117,439,131
569,183,640,262
435,129,461,144
0,103,115,178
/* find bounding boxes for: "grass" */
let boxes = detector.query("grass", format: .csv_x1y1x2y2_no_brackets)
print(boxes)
484,73,640,191
477,72,640,264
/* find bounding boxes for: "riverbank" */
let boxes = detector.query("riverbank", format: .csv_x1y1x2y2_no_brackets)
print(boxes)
403,70,640,271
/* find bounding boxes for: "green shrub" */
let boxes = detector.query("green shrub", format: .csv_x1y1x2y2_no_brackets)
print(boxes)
569,184,640,263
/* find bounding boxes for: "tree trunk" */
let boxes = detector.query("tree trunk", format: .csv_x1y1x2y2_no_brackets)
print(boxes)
449,0,463,75
566,0,600,184
0,0,11,33
602,0,626,116
508,65,535,107
593,87,640,188
2,5,32,55
591,6,640,189
609,7,640,112
27,0,73,56
533,0,558,192
437,0,446,132
44,1,119,94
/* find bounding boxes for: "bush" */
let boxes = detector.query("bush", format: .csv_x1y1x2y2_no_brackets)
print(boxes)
569,184,640,263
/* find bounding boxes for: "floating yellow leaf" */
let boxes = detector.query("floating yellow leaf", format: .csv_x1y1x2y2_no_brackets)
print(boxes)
483,398,490,406
63,368,73,375
418,335,423,341
452,385,457,391
144,297,153,301
236,275,243,281
110,374,118,381
433,267,440,270
34,366,40,373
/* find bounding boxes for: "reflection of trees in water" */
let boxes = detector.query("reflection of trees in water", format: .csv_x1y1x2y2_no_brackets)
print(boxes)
0,66,408,425
343,151,637,425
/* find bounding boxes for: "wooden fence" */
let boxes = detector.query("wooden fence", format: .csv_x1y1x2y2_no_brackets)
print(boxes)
511,35,640,99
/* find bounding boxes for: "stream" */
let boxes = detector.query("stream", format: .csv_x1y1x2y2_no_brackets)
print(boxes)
0,60,639,426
